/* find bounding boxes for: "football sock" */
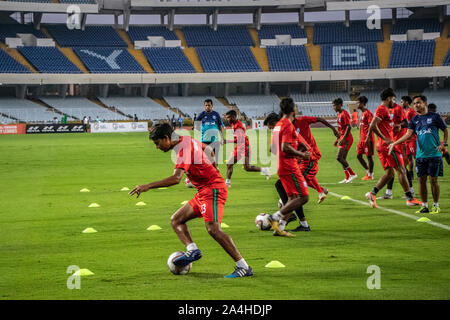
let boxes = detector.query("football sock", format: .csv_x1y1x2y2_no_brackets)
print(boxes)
309,177,322,193
278,220,287,231
433,202,439,207
387,178,394,190
371,187,379,196
386,189,392,196
271,211,283,221
409,187,415,194
225,179,231,184
295,206,305,220
236,258,249,269
187,243,198,251
346,167,356,176
406,171,413,188
275,180,288,204
344,170,350,180
423,202,428,208
300,220,309,228
369,171,373,177
405,191,413,201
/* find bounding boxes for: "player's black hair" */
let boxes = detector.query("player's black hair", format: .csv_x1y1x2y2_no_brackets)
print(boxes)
279,97,295,115
204,99,213,105
263,112,281,126
357,96,368,105
401,96,412,104
413,95,427,103
149,122,173,141
428,103,437,112
225,110,237,118
380,88,396,101
333,98,343,106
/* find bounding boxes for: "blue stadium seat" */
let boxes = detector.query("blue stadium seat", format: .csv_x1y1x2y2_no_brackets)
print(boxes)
196,47,261,72
18,46,82,73
59,0,97,3
258,24,307,40
388,40,435,68
127,26,178,42
443,49,450,66
183,26,254,47
0,24,47,42
45,25,127,47
314,21,383,44
321,42,379,70
391,19,442,35
74,47,144,73
266,46,311,71
4,0,51,2
0,49,31,73
142,47,195,73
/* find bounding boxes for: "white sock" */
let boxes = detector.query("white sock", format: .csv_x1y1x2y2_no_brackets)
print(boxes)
386,189,392,196
186,243,198,251
423,202,428,208
433,202,439,207
226,179,231,184
369,172,373,177
236,258,249,269
278,220,287,231
300,220,309,227
410,187,415,194
271,211,283,221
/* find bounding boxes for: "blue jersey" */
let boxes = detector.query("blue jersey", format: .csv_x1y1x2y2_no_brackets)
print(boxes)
196,110,224,143
408,112,447,159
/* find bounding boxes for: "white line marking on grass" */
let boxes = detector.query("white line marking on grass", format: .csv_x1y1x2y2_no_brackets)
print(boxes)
329,191,450,231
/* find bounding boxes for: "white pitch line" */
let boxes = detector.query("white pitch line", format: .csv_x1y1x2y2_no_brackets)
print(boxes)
328,191,450,231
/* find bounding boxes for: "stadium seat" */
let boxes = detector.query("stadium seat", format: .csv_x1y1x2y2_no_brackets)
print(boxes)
0,49,31,73
0,98,72,123
0,23,47,42
98,97,179,120
127,26,178,42
164,96,228,118
142,47,196,73
183,26,254,47
291,92,351,117
314,21,383,44
18,46,82,73
227,95,280,119
45,25,127,47
59,0,97,3
391,19,442,35
266,45,312,71
258,24,307,40
196,47,261,73
321,42,379,70
388,40,435,68
74,47,145,73
422,88,450,115
443,49,450,66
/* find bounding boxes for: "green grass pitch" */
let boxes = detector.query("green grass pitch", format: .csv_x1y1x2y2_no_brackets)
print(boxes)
0,129,449,300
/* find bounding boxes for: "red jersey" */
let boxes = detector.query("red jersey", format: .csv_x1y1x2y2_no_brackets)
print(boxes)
374,105,394,146
296,132,316,162
337,110,352,140
231,120,249,146
174,136,225,190
405,107,417,142
391,103,407,141
293,116,321,158
359,109,374,142
352,111,359,124
271,118,299,176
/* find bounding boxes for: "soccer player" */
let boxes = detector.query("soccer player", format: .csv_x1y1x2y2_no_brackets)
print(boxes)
403,96,417,184
364,88,421,208
129,123,253,278
333,98,357,183
195,99,224,163
223,110,270,187
267,98,310,237
293,113,339,203
355,96,375,180
352,109,359,129
388,95,448,214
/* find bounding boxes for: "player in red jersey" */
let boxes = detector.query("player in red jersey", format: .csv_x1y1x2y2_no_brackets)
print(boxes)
333,98,357,183
403,96,417,176
293,114,340,203
129,123,253,278
223,110,270,188
364,88,421,208
267,98,310,237
355,96,375,180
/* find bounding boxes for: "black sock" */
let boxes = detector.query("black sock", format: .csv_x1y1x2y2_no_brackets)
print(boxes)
406,171,413,188
295,206,305,220
275,180,288,204
387,178,394,190
405,191,413,201
371,187,379,195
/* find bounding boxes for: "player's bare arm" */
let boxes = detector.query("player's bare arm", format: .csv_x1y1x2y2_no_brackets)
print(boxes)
437,128,449,152
388,129,413,154
317,117,340,138
339,125,351,146
129,168,185,198
367,117,391,145
282,142,307,158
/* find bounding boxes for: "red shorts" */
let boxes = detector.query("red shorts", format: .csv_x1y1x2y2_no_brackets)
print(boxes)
230,144,250,163
299,159,318,179
338,136,353,152
377,143,404,170
279,168,309,197
188,187,227,223
406,139,417,157
356,138,374,157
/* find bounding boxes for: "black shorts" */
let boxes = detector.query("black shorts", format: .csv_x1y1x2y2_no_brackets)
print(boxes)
416,157,443,178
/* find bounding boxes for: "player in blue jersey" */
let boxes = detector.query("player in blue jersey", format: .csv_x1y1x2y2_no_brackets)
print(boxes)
195,99,224,163
389,95,448,214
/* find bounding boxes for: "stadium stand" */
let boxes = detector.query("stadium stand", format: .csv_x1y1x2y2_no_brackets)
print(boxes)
321,42,379,70
0,98,70,123
98,97,179,120
314,21,384,44
196,47,261,72
40,97,129,121
18,46,82,73
59,0,97,3
388,40,435,68
291,91,351,117
45,25,127,47
0,49,31,73
164,96,228,118
0,23,47,42
227,95,280,119
443,49,450,66
266,45,312,71
0,114,15,125
357,89,409,113
391,19,442,35
127,26,178,42
142,47,196,73
258,24,307,40
423,88,450,115
4,0,52,2
73,47,145,73
183,26,254,47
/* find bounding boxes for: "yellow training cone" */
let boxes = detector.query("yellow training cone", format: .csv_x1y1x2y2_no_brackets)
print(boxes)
417,217,431,223
180,200,188,205
265,260,285,268
88,203,100,208
340,196,351,200
136,201,147,206
74,269,94,276
147,225,162,231
120,187,130,191
80,188,90,193
221,223,230,228
82,228,97,234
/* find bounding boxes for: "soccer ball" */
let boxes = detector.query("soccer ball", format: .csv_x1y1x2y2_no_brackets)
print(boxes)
184,178,194,188
167,251,192,275
255,213,271,231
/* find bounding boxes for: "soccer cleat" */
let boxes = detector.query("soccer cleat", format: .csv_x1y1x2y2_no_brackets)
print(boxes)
430,206,440,214
377,193,392,200
225,182,231,188
318,192,327,204
365,192,378,208
172,249,202,267
346,174,358,183
415,206,429,214
261,167,271,180
290,225,311,232
224,266,253,278
339,178,348,184
323,188,329,195
406,198,421,207
361,174,373,181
